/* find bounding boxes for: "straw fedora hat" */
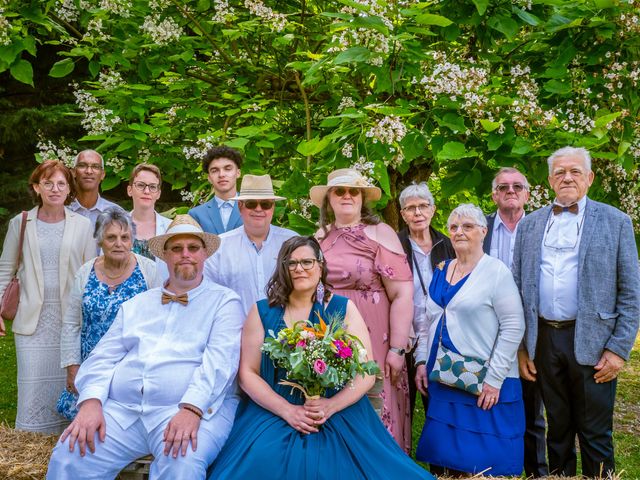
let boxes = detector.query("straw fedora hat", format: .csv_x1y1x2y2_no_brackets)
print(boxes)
148,214,221,259
309,168,381,207
235,174,286,201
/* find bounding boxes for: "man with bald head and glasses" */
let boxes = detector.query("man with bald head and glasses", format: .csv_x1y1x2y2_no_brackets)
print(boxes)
204,174,298,315
483,167,548,478
512,147,640,478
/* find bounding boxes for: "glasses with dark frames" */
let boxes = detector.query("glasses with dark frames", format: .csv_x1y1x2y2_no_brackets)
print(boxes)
132,181,160,193
286,258,319,271
495,183,526,193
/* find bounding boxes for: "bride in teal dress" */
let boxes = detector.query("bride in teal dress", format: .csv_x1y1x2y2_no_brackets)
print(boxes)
208,236,433,480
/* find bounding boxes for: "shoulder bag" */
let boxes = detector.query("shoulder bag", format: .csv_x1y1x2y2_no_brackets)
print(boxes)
1,211,28,321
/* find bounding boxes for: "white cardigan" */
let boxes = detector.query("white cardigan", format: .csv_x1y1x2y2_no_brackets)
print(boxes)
60,253,162,368
415,254,525,389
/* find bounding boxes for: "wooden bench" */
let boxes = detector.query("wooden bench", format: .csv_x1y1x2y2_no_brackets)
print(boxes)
117,455,152,480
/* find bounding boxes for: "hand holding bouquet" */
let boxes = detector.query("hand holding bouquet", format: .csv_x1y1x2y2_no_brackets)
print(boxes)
262,313,380,399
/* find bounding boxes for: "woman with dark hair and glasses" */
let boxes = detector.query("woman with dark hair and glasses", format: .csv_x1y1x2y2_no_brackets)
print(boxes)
208,236,434,479
127,163,171,261
0,160,95,433
310,168,414,453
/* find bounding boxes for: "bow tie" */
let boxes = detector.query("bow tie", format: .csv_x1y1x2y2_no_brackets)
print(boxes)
552,203,579,215
161,292,189,306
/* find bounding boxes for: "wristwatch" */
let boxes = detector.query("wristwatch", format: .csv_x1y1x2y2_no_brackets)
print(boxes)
388,346,406,356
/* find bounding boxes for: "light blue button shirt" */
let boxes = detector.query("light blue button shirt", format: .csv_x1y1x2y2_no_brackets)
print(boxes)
204,225,298,316
214,196,236,231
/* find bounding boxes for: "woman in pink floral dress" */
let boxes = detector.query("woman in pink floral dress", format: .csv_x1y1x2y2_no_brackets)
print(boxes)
311,168,414,453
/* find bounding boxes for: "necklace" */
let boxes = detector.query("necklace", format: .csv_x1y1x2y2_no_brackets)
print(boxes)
101,254,132,280
334,220,361,229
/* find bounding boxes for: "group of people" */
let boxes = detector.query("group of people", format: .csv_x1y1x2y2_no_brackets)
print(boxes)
0,144,636,479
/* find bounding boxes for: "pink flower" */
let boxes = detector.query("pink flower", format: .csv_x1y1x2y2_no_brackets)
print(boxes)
337,345,353,359
313,359,327,375
296,340,306,348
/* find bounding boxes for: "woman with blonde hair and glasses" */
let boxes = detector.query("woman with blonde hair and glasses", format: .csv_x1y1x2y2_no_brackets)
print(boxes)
0,160,95,433
311,168,414,453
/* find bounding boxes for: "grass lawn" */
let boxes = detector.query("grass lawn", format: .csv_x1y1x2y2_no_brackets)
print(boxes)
0,320,637,479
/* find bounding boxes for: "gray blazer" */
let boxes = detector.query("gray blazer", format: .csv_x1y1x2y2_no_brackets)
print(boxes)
512,198,640,366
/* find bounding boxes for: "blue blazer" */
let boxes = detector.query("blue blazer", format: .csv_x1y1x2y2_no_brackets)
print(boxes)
512,198,640,366
188,198,243,235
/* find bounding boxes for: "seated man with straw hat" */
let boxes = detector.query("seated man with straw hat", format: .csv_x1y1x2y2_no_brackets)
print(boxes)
205,174,298,316
47,215,244,480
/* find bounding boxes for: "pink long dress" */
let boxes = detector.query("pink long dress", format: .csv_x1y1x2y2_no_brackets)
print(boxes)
319,224,412,453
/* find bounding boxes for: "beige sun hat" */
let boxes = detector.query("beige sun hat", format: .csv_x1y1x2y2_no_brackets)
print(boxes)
309,168,382,207
148,214,221,259
234,174,286,201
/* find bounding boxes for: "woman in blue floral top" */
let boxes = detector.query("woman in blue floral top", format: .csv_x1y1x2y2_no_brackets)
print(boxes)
58,207,162,419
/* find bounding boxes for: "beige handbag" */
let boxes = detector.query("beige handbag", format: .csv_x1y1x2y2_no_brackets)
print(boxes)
0,211,27,321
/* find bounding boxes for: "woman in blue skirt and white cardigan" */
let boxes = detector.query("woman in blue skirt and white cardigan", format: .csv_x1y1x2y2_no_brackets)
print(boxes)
414,203,526,477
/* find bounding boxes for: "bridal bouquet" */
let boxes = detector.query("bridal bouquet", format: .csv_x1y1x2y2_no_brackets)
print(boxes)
262,313,380,398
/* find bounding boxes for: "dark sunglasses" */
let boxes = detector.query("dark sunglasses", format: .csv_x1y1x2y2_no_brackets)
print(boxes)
243,199,275,210
495,183,526,193
332,187,361,197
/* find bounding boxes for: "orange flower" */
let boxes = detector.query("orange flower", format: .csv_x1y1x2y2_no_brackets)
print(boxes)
302,313,328,338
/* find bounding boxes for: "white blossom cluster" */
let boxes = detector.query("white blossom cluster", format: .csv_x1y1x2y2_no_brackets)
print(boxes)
166,105,183,121
149,0,170,10
510,64,531,82
99,0,130,17
629,136,640,159
419,53,489,101
327,28,394,66
508,68,553,130
292,197,313,220
36,139,76,165
73,85,122,135
513,0,532,10
180,189,196,203
0,6,11,46
183,136,217,160
98,70,124,90
212,0,235,23
338,96,356,111
106,156,126,173
386,147,405,168
83,18,111,42
351,156,375,184
527,185,552,210
366,116,407,144
341,143,354,158
618,11,640,36
55,0,79,22
246,103,260,112
141,14,183,45
340,0,395,31
556,102,596,134
596,160,640,231
244,0,287,32
137,148,151,162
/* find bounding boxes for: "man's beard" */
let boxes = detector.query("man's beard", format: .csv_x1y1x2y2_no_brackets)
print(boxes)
174,263,198,281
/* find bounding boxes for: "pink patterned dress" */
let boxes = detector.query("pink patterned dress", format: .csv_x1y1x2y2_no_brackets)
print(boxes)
319,224,412,453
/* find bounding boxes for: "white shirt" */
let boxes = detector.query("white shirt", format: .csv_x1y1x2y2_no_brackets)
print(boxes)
69,194,119,232
538,196,587,321
489,211,524,269
215,195,236,230
409,238,433,337
204,225,298,315
75,279,244,432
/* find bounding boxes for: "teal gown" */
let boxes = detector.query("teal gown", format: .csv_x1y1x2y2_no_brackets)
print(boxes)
208,294,434,480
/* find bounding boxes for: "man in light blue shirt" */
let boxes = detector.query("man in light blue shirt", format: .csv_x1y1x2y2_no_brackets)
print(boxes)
205,174,298,315
189,146,243,234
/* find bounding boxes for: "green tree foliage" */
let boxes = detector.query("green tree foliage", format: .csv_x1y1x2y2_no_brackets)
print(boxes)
1,0,639,234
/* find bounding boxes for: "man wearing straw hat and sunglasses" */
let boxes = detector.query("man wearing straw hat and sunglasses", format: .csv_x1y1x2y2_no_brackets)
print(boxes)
47,215,245,480
205,174,298,316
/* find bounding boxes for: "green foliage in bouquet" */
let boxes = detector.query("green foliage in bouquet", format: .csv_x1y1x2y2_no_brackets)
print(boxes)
262,313,380,398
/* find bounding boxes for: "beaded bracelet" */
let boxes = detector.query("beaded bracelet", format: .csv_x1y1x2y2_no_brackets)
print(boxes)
182,405,203,418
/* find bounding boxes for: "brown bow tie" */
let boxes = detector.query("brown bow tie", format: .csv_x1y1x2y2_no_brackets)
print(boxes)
161,292,188,306
552,203,579,215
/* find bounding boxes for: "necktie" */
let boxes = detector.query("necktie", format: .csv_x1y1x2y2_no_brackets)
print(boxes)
552,203,579,215
161,292,188,305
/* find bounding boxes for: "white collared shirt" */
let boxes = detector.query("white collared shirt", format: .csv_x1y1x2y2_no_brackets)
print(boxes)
214,195,237,230
538,196,588,321
75,279,244,432
409,238,433,336
489,211,524,269
204,225,298,315
69,194,119,231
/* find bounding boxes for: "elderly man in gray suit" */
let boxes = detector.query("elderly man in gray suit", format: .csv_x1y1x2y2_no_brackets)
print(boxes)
512,146,640,478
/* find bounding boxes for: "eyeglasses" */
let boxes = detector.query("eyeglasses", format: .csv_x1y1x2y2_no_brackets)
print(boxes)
243,200,275,210
75,163,103,172
402,203,432,215
132,181,160,193
448,223,483,233
543,215,585,251
332,187,361,197
40,181,69,191
286,258,319,271
167,244,203,254
495,183,526,193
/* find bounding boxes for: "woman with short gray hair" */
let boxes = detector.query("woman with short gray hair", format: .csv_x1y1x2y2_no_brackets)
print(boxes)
413,202,526,476
397,182,454,422
57,206,162,419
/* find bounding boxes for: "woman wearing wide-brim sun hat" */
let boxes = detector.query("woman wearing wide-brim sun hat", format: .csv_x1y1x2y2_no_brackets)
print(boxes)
311,168,415,453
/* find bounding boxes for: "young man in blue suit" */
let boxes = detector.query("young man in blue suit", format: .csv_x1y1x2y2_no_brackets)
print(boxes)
189,146,243,234
512,147,640,478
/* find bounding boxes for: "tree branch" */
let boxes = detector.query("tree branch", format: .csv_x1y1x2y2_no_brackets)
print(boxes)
48,12,83,39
